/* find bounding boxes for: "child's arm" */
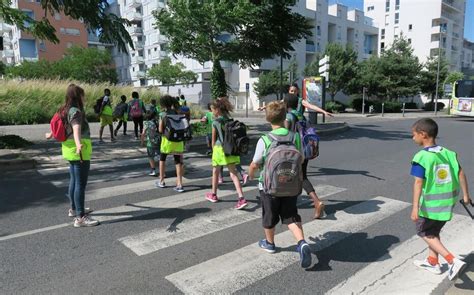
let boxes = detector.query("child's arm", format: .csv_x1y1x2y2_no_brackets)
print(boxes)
249,162,260,180
158,117,164,134
284,119,290,130
302,100,334,117
211,125,217,148
459,167,472,204
411,177,423,222
140,128,146,147
45,132,52,139
201,115,207,123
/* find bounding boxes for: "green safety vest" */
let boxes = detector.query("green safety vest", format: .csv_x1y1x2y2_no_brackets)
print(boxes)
412,147,460,221
62,138,92,161
259,128,301,183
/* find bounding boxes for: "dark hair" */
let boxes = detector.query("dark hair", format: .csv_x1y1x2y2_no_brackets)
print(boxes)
104,88,111,95
211,97,234,116
412,118,438,138
145,108,156,120
180,94,185,100
172,97,180,110
159,95,175,110
59,84,85,118
151,98,157,105
284,93,299,110
120,95,126,102
132,91,139,99
207,103,212,111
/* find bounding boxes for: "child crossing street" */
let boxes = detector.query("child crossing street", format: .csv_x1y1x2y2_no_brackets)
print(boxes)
410,118,471,281
114,95,129,136
141,107,161,177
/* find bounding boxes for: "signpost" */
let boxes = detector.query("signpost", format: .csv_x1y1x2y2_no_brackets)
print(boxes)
318,55,330,123
245,83,249,118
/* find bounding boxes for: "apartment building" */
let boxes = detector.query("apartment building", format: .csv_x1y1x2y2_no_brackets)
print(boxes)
365,0,466,71
461,39,474,74
1,0,88,65
113,0,378,109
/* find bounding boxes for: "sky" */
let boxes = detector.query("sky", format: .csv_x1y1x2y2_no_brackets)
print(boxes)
329,0,474,42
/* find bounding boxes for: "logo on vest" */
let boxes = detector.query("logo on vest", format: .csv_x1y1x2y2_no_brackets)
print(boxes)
435,164,452,184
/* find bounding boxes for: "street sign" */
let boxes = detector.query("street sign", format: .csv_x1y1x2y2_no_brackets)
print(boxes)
319,55,329,66
245,83,250,93
443,84,453,96
318,64,328,74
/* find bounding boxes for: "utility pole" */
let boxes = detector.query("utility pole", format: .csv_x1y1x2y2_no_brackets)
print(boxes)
434,23,446,116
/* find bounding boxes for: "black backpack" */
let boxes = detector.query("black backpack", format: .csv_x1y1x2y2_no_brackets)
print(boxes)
93,98,103,114
164,114,191,142
222,120,249,156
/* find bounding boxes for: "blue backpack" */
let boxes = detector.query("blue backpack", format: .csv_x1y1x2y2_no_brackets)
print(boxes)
291,115,319,160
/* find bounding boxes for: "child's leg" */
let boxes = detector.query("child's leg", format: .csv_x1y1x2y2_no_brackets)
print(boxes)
236,164,247,178
108,124,114,139
174,155,183,187
159,153,167,182
422,236,451,261
123,121,127,134
99,125,104,140
211,166,220,194
264,228,276,244
302,159,325,218
148,158,155,169
227,164,244,197
287,222,305,242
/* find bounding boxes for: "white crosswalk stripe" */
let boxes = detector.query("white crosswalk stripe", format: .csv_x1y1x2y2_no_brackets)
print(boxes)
165,196,411,294
326,214,473,295
118,184,346,256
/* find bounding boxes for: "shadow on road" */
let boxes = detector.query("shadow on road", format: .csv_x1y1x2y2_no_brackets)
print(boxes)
305,166,385,181
322,125,411,142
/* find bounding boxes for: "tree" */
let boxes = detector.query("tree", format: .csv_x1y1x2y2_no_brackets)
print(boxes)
419,56,449,102
357,56,386,98
287,57,299,86
154,0,312,99
377,36,422,100
0,61,7,76
253,69,284,100
303,56,321,77
323,43,358,101
0,0,132,52
445,71,465,85
147,57,198,93
6,47,118,83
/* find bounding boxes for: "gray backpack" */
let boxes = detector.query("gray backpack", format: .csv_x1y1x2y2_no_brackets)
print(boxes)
263,132,303,197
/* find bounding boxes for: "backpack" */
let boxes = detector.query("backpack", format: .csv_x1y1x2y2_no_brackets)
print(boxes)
50,112,68,142
129,99,143,119
262,132,303,197
222,120,249,156
146,120,161,146
295,120,320,160
113,103,127,118
93,98,103,114
164,114,191,142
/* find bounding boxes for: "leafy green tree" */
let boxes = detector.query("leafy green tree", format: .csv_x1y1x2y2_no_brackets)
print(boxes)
445,71,465,85
154,0,312,99
357,56,385,98
419,56,449,102
287,57,299,85
147,57,198,93
253,69,284,100
0,0,132,51
377,36,422,100
0,61,7,76
323,43,359,101
303,56,321,77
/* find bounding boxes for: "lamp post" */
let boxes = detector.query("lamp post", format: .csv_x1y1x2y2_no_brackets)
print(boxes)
434,23,446,116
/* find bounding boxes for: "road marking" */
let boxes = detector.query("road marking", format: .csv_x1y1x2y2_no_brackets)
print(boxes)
326,214,473,295
165,196,410,294
119,185,346,256
0,185,257,242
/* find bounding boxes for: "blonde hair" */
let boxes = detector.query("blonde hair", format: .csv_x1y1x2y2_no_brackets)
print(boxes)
265,101,287,125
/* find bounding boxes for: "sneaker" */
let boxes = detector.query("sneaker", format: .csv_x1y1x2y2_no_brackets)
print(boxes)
114,130,118,137
235,197,248,210
218,177,224,184
123,132,128,136
98,139,105,144
258,239,276,254
314,202,326,219
73,215,99,227
134,136,139,140
297,241,312,268
155,181,166,188
149,170,157,176
68,208,93,218
413,258,442,275
111,137,116,142
448,258,467,280
205,192,219,203
174,186,185,193
241,174,249,186
206,150,212,156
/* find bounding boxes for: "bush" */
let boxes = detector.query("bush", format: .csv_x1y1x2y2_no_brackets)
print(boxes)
189,103,206,120
0,135,33,149
373,101,402,113
403,102,418,109
350,98,374,112
191,122,208,137
325,101,346,113
423,102,445,111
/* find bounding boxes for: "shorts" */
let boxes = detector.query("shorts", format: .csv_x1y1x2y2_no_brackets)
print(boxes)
260,191,301,229
147,145,160,159
160,153,183,165
212,145,240,167
100,115,113,127
416,217,446,237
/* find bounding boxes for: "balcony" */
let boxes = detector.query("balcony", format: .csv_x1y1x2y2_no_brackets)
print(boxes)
0,23,13,33
135,40,144,50
2,49,14,58
430,40,446,49
3,36,12,46
131,70,146,80
451,45,459,52
150,1,166,11
305,43,316,53
442,0,462,12
127,12,143,23
153,35,167,44
128,27,143,36
130,0,141,8
131,55,145,64
159,50,168,58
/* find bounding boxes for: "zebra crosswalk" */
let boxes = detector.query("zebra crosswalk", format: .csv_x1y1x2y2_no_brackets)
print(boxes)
2,150,471,294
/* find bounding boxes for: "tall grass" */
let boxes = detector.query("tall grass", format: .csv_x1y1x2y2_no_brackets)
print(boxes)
0,79,161,125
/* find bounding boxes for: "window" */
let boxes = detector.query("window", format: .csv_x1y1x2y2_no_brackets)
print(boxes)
19,39,37,58
39,40,46,51
367,6,374,11
381,42,385,49
317,25,321,36
395,0,400,10
23,10,34,28
385,15,389,25
409,24,413,31
395,13,399,24
408,38,411,44
54,13,61,21
381,29,385,39
386,0,390,12
60,28,81,36
66,42,73,48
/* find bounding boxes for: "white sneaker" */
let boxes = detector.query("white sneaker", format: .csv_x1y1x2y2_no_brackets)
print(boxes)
73,215,99,227
413,259,442,275
155,181,166,188
149,170,157,176
448,258,467,280
68,208,93,218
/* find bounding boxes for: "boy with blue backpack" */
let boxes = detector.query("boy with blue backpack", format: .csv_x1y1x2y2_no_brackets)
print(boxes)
249,101,312,268
285,93,326,219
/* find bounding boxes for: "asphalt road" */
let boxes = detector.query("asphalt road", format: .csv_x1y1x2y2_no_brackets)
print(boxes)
0,116,473,294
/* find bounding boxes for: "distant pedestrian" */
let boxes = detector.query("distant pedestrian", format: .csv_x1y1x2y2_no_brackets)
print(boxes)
113,95,129,136
59,84,99,227
128,91,146,140
249,100,311,268
179,94,187,107
98,88,115,143
410,118,471,280
141,107,161,177
201,103,213,156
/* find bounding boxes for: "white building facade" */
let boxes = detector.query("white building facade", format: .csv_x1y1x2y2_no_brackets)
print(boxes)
113,0,378,109
461,39,474,73
364,0,466,71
